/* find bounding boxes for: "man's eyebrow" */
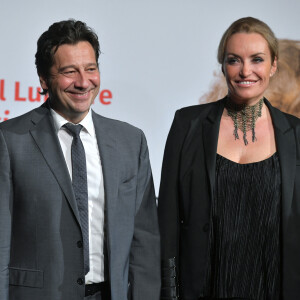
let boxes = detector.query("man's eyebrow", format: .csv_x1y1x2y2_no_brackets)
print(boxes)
85,63,98,68
58,63,98,72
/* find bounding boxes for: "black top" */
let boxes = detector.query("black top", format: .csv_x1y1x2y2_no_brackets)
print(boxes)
203,153,281,300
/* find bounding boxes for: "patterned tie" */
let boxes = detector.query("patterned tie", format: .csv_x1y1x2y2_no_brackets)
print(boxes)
64,123,90,275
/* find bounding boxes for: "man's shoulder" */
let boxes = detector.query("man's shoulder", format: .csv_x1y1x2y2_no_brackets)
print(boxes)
0,105,44,132
92,110,143,136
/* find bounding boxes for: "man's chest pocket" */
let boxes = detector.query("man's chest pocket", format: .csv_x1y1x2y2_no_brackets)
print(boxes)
116,176,137,220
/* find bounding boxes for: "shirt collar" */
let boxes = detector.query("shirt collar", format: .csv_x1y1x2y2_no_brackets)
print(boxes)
50,108,96,137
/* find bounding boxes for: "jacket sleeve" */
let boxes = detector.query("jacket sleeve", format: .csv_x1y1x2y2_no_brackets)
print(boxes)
128,131,161,300
0,129,12,300
158,110,189,299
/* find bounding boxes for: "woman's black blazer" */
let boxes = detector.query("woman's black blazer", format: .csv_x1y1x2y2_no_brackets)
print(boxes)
158,97,300,300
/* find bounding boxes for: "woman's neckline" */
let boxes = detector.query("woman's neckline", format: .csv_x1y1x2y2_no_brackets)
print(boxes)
216,152,277,165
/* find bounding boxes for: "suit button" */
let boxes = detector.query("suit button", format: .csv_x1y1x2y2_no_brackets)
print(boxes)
77,241,83,248
203,223,209,232
77,278,84,285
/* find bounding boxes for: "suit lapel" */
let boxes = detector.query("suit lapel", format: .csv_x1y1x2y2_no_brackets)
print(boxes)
29,104,81,224
92,112,119,250
202,99,224,199
266,100,296,234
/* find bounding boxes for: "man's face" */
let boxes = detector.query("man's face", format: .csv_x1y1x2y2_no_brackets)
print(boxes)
40,41,100,123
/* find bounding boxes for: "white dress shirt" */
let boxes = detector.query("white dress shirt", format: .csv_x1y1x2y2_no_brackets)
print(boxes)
51,108,105,284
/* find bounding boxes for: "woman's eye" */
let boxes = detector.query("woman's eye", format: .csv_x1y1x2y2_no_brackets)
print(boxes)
227,57,239,65
253,57,264,63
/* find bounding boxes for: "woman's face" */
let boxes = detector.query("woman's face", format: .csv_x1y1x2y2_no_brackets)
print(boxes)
223,32,277,105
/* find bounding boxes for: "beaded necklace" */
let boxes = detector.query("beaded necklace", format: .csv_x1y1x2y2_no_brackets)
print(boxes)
225,97,264,146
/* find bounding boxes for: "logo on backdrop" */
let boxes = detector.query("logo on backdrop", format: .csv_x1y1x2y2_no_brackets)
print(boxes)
0,79,113,122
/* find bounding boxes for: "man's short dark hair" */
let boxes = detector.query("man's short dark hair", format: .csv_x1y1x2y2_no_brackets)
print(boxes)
35,19,100,95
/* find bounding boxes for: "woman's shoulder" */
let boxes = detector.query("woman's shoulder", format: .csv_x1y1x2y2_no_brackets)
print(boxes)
282,111,300,127
174,98,224,122
268,102,300,127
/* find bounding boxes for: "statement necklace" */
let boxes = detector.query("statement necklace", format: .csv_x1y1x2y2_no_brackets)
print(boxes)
225,97,264,146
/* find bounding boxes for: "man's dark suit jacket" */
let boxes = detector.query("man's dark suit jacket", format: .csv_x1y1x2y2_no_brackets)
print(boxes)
0,102,160,300
158,98,300,300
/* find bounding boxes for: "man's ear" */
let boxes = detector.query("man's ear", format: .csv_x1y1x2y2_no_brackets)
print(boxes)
39,76,48,90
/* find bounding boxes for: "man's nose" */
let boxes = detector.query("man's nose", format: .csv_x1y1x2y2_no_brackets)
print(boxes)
74,71,90,89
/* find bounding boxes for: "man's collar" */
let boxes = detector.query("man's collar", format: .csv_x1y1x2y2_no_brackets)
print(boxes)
50,108,96,137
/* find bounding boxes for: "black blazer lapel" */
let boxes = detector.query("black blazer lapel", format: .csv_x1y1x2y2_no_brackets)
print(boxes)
29,105,81,224
266,100,296,234
202,99,225,199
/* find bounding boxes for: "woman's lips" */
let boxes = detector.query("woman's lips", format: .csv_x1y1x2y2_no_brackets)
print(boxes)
235,80,257,87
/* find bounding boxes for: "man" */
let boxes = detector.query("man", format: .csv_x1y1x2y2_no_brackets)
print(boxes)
0,20,160,300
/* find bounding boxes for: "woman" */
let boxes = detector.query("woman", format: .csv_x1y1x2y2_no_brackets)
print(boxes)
158,17,300,300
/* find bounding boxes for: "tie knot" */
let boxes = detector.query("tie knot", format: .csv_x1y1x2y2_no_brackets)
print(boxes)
64,123,83,137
